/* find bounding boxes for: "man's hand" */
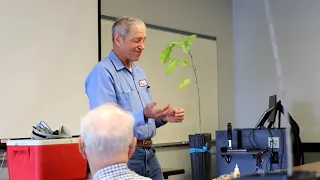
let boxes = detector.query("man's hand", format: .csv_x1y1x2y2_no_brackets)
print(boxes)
143,102,172,120
162,108,184,123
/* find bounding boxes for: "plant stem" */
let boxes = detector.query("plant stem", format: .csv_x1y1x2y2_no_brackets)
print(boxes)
188,51,202,134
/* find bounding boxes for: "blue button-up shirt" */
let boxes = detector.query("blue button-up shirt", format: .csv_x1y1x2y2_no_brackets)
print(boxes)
85,50,166,140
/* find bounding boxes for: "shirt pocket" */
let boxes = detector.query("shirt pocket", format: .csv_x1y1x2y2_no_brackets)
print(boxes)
139,86,153,105
116,91,132,111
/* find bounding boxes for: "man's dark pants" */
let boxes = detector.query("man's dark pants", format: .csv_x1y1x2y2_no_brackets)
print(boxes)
128,146,164,180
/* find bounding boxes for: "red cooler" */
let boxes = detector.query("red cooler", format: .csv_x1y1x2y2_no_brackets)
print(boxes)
6,138,87,180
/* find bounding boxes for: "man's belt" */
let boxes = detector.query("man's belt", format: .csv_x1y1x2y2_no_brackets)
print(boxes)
136,139,152,147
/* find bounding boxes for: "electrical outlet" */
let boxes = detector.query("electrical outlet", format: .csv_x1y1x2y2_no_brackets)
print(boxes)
268,137,280,148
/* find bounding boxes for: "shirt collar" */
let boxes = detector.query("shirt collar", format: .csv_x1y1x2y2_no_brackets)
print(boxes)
109,50,137,71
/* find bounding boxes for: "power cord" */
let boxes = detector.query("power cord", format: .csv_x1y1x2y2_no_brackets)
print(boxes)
265,153,271,172
249,129,261,150
250,128,277,172
267,128,274,171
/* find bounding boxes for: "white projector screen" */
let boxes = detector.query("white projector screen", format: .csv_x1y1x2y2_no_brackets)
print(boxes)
101,18,219,144
0,1,98,139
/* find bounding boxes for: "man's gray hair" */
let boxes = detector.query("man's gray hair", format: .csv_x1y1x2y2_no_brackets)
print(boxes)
112,16,145,43
80,103,135,159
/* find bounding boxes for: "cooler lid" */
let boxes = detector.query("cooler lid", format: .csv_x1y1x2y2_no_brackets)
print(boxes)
6,137,79,146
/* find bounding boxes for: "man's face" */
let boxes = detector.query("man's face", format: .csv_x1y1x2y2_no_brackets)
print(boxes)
116,24,147,62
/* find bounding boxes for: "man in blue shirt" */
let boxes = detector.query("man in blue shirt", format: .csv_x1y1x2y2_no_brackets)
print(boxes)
85,16,185,180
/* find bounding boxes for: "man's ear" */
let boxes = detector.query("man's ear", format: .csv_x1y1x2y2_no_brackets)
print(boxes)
114,34,123,46
78,137,87,159
128,137,137,159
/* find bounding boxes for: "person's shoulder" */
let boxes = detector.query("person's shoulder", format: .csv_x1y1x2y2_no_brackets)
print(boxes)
129,168,151,180
133,174,152,180
142,177,152,180
85,57,116,85
88,57,115,75
96,56,114,70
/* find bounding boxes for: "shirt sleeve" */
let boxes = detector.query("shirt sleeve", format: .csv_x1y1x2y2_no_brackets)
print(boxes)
155,119,167,128
85,64,146,128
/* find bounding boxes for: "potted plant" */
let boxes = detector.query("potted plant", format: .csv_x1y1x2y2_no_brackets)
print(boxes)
160,34,212,180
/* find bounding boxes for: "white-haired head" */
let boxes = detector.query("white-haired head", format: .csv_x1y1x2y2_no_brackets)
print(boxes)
79,103,135,161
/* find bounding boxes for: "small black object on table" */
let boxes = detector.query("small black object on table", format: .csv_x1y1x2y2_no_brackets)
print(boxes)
162,168,185,179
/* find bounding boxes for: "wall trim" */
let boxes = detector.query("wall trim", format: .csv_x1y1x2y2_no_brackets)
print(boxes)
100,15,217,41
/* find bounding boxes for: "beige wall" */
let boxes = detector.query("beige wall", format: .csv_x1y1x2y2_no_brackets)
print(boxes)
101,0,233,179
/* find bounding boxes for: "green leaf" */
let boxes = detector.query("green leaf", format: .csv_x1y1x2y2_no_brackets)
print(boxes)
166,59,179,74
169,41,181,46
176,41,184,47
160,44,174,64
160,41,185,64
181,60,190,66
188,34,197,41
179,78,192,89
182,34,197,53
182,41,191,53
170,41,184,47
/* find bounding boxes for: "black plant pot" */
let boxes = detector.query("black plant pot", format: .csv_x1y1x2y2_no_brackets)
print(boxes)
189,133,212,180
